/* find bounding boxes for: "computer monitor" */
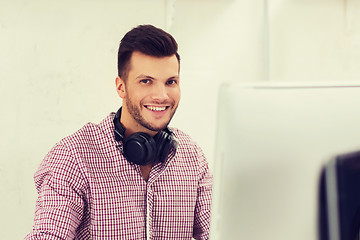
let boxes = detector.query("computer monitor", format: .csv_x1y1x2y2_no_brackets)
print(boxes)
319,151,360,240
210,82,360,240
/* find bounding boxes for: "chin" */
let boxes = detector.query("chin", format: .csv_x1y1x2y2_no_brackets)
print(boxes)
143,119,172,131
148,123,170,132
146,115,174,129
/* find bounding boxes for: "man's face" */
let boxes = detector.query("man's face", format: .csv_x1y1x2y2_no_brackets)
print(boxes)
116,51,181,135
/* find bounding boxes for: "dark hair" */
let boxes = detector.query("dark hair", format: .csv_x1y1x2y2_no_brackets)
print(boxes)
117,25,180,80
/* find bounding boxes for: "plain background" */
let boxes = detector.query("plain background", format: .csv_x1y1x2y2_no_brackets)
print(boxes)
1,0,360,238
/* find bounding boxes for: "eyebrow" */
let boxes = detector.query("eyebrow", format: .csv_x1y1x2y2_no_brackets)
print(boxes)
136,74,155,80
136,74,179,80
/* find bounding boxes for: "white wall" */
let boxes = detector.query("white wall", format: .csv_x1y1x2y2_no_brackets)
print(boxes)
269,0,360,81
1,0,360,238
169,0,266,169
0,1,168,238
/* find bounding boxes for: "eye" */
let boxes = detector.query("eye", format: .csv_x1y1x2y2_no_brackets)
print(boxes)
166,79,178,85
140,79,152,84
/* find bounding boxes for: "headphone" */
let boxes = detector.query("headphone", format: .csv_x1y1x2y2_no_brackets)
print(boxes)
113,107,178,165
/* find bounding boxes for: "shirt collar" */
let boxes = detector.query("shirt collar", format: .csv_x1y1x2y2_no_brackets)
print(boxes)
98,112,122,147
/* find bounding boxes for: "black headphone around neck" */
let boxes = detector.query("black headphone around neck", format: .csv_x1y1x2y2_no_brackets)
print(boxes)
113,107,178,166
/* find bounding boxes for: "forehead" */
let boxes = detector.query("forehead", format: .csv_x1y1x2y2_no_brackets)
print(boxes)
128,51,179,78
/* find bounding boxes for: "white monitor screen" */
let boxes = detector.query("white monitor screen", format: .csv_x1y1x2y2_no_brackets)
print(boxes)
210,82,360,240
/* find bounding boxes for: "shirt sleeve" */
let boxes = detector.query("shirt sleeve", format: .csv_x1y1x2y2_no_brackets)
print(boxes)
192,145,213,240
25,143,88,240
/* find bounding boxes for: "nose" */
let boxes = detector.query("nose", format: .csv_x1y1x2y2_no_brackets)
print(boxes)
151,82,169,102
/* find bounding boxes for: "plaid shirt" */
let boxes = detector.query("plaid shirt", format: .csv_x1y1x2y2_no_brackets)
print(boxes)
25,113,212,240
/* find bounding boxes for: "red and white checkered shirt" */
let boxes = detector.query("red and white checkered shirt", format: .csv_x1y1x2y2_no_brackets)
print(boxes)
25,113,212,240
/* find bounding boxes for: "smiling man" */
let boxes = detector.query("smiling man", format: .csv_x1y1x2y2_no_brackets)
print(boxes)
117,51,180,135
25,25,213,240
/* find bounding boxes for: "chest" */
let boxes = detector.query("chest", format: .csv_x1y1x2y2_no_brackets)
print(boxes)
86,163,198,238
86,154,199,205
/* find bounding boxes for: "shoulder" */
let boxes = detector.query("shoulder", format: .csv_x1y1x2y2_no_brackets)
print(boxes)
34,114,116,190
170,127,198,148
39,122,102,169
58,114,115,153
60,122,102,147
41,115,115,167
168,128,212,182
170,127,206,161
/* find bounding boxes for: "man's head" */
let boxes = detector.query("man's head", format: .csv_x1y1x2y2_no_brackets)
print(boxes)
117,24,180,81
116,25,181,137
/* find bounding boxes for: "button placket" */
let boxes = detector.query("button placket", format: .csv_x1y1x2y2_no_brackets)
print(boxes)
146,184,154,240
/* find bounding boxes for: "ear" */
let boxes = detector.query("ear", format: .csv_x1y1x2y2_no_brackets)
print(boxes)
115,76,126,99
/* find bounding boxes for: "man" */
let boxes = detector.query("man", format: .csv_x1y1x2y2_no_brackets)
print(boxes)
25,25,213,240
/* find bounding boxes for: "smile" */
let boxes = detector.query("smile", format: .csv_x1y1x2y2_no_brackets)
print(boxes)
145,105,168,112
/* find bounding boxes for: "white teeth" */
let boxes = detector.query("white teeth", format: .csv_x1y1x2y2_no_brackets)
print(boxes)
146,106,166,111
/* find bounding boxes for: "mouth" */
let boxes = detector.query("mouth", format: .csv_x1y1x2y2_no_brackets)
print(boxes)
145,105,169,112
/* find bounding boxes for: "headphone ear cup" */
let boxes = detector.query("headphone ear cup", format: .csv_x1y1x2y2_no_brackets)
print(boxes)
154,131,173,163
123,133,156,165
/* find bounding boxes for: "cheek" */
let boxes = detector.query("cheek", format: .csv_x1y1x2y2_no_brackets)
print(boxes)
126,86,143,101
171,88,181,102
